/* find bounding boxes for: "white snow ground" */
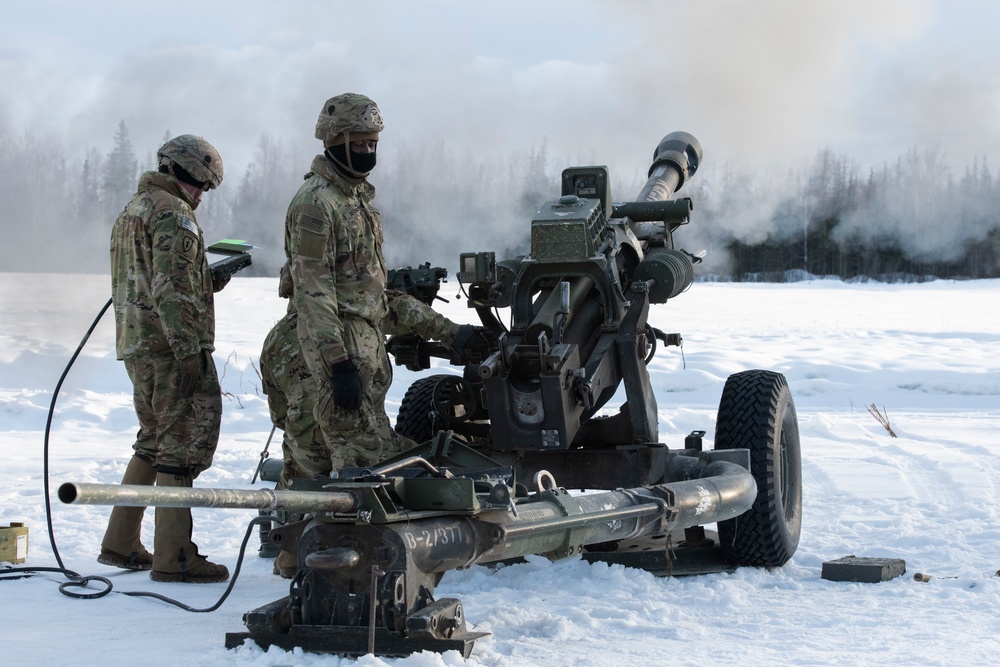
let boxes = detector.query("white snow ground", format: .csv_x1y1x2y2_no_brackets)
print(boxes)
2,272,999,667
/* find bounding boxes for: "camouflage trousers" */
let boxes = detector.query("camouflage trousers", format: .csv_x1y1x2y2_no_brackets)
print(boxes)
261,312,327,488
260,311,414,487
123,349,221,478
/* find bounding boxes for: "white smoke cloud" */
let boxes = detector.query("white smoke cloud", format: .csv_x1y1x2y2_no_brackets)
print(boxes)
5,0,994,177
2,0,999,273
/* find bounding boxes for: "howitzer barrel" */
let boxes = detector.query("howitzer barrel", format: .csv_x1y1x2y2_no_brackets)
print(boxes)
634,131,702,202
58,482,358,513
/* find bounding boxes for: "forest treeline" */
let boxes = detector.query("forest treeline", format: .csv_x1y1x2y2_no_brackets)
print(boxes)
691,148,1000,281
2,122,998,282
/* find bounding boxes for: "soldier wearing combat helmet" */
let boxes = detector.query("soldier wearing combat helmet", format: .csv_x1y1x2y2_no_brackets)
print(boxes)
100,134,230,583
260,94,492,577
314,92,384,177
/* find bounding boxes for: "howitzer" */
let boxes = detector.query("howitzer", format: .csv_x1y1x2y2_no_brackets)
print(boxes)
388,130,801,634
61,132,802,659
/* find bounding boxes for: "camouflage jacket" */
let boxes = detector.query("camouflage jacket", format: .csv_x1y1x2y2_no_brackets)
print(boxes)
284,155,460,375
110,171,215,360
285,155,389,373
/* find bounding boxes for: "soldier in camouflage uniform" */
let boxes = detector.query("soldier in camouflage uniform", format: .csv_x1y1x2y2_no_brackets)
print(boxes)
262,93,490,577
100,134,230,584
261,287,472,489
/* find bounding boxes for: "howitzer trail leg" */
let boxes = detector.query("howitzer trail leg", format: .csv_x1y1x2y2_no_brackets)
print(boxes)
98,455,156,570
150,472,230,583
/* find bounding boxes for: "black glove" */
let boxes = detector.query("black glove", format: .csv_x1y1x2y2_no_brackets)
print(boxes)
178,353,202,398
450,325,495,363
330,358,363,411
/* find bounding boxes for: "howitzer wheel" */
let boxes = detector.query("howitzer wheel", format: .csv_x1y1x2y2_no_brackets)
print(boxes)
396,375,449,444
396,375,486,445
714,370,802,567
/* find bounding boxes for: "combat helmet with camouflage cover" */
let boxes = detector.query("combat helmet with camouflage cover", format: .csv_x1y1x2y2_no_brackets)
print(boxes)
157,134,225,190
315,93,384,146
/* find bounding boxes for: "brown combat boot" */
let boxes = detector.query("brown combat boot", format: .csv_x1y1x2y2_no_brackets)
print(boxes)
98,455,156,570
150,472,230,584
273,548,297,579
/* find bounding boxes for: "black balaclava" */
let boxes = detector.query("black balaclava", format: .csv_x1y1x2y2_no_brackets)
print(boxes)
325,141,377,179
159,163,206,190
158,163,206,207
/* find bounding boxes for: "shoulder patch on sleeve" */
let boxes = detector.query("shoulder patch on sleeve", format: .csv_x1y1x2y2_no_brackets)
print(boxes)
297,226,327,260
301,215,325,233
178,216,198,234
290,204,327,232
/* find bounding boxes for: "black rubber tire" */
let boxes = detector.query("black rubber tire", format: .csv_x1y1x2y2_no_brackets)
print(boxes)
714,369,802,567
394,375,451,444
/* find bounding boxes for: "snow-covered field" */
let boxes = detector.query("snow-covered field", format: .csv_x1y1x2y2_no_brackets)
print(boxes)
2,272,999,666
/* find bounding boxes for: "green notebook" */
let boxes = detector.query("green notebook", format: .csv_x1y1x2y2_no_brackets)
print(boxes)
207,239,255,254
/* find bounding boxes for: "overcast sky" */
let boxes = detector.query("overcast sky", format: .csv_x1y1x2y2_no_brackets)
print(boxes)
3,0,1000,189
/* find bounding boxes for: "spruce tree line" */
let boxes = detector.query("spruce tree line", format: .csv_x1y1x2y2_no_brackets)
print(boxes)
1,122,997,281
692,149,1000,281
